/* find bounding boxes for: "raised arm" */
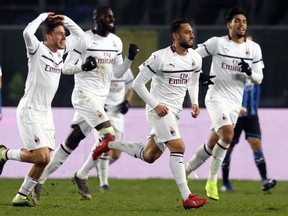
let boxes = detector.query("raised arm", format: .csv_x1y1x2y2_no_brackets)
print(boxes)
23,13,53,54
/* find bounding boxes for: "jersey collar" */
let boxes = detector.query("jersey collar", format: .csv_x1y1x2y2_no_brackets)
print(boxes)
228,34,247,42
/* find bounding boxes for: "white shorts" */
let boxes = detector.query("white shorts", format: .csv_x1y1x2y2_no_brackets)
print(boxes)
146,110,181,152
205,96,240,133
16,104,55,151
71,89,109,136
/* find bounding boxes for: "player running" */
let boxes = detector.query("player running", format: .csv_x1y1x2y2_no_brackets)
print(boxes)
92,18,208,209
185,7,264,201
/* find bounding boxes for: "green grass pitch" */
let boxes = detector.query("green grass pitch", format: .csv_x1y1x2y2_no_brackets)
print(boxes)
0,178,287,216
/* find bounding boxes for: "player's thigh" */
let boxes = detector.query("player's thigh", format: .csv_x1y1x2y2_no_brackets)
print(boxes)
232,117,244,145
72,111,93,137
244,116,261,139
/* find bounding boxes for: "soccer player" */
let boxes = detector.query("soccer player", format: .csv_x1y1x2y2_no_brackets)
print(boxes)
0,12,83,206
0,65,2,120
221,71,276,192
92,18,208,209
185,7,264,201
73,70,134,196
31,7,138,204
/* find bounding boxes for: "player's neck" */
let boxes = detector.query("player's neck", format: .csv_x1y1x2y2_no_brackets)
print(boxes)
94,28,109,37
44,41,57,52
229,34,245,44
171,44,188,56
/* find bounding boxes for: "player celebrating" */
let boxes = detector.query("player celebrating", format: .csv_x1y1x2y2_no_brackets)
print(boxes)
185,7,264,201
73,69,134,197
31,7,138,204
93,18,208,209
0,12,83,206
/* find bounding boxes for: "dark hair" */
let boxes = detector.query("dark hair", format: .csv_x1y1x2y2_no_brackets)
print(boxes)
93,6,112,21
170,18,191,39
225,7,246,23
43,19,64,39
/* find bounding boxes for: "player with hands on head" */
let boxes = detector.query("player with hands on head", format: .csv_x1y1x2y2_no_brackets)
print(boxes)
32,6,138,203
0,12,83,207
185,7,264,201
92,18,208,210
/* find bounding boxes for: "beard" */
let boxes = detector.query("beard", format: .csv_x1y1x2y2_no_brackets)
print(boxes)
236,33,245,39
179,41,193,49
100,20,116,33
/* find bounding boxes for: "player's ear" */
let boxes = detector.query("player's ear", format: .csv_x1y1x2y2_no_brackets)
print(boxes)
171,32,178,40
226,22,231,30
44,33,52,41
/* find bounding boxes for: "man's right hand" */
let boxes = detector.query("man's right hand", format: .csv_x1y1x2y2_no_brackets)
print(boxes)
81,56,97,71
154,104,169,117
199,73,215,87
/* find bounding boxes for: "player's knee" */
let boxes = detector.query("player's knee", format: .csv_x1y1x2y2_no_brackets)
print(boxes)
34,155,50,167
143,153,157,164
65,125,86,150
109,150,121,160
219,126,234,144
98,126,115,138
31,148,51,166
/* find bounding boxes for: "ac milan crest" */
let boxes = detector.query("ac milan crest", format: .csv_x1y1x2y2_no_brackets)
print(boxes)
34,135,40,144
113,41,117,48
170,127,176,136
246,48,250,56
97,111,104,119
191,59,195,67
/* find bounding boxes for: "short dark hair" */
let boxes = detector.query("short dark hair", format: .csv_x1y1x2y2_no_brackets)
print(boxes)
43,19,64,39
225,7,246,23
170,18,191,39
93,6,112,21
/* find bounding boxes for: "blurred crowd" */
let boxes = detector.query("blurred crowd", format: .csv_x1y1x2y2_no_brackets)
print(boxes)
1,0,288,26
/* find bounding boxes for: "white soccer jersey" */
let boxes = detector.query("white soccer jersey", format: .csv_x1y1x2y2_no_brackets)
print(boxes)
70,30,124,97
135,46,202,115
20,13,83,111
0,66,2,77
105,68,134,106
197,35,264,106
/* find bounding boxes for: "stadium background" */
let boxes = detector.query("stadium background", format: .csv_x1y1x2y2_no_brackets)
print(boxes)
0,0,288,108
0,0,287,180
